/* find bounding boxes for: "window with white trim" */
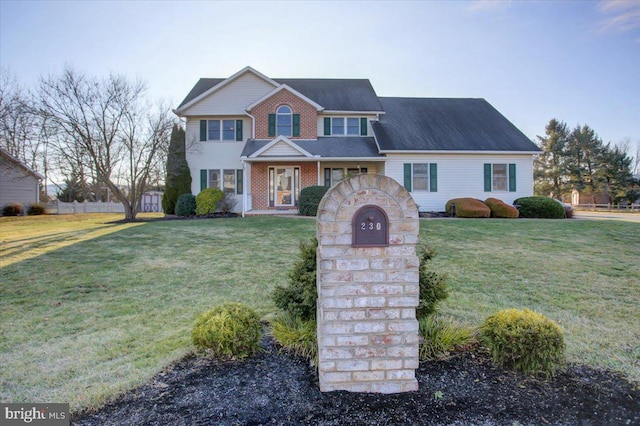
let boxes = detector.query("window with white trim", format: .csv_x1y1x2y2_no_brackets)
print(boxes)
403,163,438,192
202,169,243,194
205,119,238,141
324,117,367,136
276,105,292,137
484,163,516,192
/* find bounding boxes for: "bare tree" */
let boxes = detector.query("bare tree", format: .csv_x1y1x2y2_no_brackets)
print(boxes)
37,68,175,219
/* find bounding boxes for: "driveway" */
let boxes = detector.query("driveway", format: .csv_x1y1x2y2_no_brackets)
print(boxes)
574,211,640,223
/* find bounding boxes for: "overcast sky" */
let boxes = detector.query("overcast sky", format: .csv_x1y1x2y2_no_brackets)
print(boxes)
1,0,639,147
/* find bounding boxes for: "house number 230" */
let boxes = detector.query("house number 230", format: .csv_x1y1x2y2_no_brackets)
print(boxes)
361,221,382,231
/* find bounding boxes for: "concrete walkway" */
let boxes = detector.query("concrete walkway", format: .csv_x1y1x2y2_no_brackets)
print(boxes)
573,211,640,223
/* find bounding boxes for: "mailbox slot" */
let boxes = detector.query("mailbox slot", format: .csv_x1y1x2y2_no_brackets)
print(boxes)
352,205,389,247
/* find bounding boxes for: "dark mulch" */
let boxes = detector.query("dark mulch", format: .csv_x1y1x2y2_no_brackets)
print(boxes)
73,336,639,426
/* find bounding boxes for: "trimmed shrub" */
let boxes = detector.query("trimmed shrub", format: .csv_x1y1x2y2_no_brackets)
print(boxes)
175,193,196,217
484,198,519,218
419,316,477,361
445,198,491,218
191,302,262,359
272,238,318,321
480,308,566,377
195,187,225,215
513,196,565,219
298,186,328,216
416,247,449,319
2,203,24,216
27,203,47,216
270,313,317,364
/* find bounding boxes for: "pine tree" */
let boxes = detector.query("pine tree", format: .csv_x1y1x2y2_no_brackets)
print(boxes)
535,119,570,198
162,125,192,214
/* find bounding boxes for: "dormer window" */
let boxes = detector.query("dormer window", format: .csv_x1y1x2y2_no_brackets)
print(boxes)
268,107,300,137
276,105,292,136
323,117,368,136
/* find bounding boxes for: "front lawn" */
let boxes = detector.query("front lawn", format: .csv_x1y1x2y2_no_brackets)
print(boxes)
0,215,638,412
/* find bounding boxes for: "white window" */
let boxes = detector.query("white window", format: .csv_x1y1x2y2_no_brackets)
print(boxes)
346,117,360,135
412,163,430,191
331,117,345,135
223,169,236,194
492,164,508,192
404,163,437,192
206,120,236,141
276,105,292,137
208,170,220,189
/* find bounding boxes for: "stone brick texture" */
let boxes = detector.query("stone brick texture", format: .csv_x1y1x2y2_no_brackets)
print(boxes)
317,174,420,393
250,162,317,210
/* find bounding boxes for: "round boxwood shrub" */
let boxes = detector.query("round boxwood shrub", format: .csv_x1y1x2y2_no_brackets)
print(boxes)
298,186,328,216
27,203,47,215
175,193,196,216
480,308,566,377
195,187,224,215
513,196,565,219
484,198,519,218
2,202,24,216
191,302,262,359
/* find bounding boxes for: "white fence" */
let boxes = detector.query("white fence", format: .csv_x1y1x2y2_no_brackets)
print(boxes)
573,203,640,212
46,200,125,214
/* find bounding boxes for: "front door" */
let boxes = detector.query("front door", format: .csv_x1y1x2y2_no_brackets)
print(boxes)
275,167,294,206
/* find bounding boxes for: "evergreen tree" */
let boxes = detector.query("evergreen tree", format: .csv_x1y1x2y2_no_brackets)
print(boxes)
162,125,192,214
600,142,634,204
535,119,570,198
565,125,604,203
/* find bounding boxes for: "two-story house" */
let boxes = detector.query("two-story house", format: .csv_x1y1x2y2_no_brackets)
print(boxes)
174,66,540,215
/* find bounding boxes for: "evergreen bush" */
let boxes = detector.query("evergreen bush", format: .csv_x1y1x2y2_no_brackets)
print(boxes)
513,196,565,219
416,247,449,319
175,193,196,216
484,198,519,218
272,238,318,321
27,203,47,215
162,125,191,215
480,308,566,377
191,302,262,359
445,198,491,218
195,188,224,215
2,203,24,216
298,186,328,216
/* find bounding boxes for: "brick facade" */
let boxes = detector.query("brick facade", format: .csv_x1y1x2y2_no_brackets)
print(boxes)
250,162,318,210
317,174,420,393
248,89,318,140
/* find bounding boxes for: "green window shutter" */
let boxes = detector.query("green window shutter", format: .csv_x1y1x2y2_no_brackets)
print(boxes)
324,168,331,188
236,169,243,195
509,163,517,192
200,169,207,191
268,114,276,137
484,163,492,192
429,163,438,192
360,118,367,136
235,120,243,141
293,114,300,137
200,120,207,141
403,163,412,192
323,117,331,136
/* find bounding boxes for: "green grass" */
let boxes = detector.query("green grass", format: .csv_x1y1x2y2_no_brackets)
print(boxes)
0,215,638,412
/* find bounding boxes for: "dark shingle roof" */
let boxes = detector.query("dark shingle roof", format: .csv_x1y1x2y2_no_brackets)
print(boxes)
241,137,382,158
177,77,382,112
372,98,540,152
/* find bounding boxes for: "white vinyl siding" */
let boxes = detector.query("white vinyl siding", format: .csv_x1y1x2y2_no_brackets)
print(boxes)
182,72,275,116
0,159,40,207
386,154,534,212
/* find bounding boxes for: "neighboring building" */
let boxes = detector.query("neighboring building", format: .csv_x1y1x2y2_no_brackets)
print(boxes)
0,148,43,210
174,66,540,215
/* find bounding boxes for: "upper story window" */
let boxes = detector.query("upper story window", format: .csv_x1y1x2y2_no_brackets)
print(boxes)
276,105,293,137
324,117,368,136
199,119,243,142
268,107,300,137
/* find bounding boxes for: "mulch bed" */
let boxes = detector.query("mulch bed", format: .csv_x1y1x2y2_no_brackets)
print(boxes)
73,336,639,426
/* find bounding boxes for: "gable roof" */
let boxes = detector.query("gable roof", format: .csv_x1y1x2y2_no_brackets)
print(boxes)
372,98,540,153
0,148,44,180
246,84,324,112
241,137,382,160
178,75,383,112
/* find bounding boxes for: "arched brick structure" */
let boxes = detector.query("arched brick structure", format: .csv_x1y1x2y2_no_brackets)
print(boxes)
316,174,420,393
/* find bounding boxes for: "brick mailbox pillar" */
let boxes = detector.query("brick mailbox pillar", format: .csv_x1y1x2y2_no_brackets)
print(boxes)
316,174,420,393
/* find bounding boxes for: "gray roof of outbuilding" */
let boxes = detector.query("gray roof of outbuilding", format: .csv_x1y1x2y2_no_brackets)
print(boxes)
372,97,540,152
241,137,382,159
177,78,383,112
